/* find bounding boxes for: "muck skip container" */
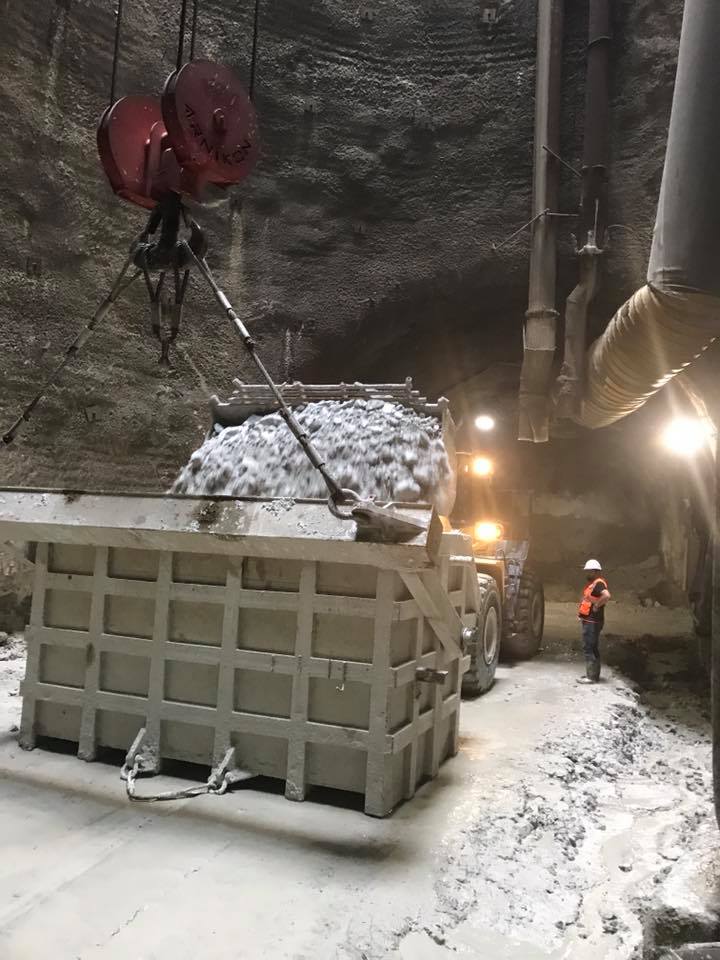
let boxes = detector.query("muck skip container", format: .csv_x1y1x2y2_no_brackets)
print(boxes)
0,489,480,816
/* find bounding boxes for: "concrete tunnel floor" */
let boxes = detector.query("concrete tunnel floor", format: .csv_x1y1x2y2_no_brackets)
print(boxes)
1,603,719,960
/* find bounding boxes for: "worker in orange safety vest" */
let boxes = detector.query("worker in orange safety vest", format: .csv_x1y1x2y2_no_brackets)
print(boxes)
577,559,611,684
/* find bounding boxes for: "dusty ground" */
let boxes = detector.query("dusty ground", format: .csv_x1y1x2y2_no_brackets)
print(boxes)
0,602,718,960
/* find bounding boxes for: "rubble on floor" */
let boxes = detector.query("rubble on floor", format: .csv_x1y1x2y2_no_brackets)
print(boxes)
0,631,24,662
390,639,719,960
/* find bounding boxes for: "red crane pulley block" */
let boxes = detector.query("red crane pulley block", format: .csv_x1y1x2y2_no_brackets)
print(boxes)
97,60,259,210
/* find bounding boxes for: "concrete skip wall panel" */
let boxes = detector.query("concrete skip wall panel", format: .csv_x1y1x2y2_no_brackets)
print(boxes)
0,491,475,816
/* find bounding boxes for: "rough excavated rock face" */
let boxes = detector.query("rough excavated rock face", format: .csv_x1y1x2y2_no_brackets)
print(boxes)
172,399,456,513
0,0,692,603
0,0,684,493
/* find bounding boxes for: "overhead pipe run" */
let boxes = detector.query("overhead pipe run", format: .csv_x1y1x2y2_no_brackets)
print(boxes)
577,0,720,430
556,0,610,423
518,0,564,443
578,0,610,247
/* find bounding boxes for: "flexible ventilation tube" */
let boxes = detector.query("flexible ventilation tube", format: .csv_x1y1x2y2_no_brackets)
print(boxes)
581,286,719,428
577,0,720,429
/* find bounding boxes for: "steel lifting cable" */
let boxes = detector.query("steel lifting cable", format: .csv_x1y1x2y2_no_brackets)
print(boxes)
121,730,245,804
189,0,200,60
249,0,262,101
111,0,198,105
109,0,250,104
109,0,125,106
176,0,190,70
176,0,201,68
182,0,259,95
2,256,143,445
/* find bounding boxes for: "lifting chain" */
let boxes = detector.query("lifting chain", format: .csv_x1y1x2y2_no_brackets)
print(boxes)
120,728,246,804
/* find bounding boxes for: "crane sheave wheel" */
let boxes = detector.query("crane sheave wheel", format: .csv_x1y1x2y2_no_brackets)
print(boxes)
162,60,260,188
97,96,166,210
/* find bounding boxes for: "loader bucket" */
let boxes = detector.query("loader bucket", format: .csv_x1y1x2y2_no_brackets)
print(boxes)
205,379,459,523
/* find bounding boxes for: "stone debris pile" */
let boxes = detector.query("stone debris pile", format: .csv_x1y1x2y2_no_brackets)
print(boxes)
172,399,455,511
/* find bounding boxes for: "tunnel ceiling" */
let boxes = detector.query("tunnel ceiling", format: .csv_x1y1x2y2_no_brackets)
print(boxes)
0,0,683,489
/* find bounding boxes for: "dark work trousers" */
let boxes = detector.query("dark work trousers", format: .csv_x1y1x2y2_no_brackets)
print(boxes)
581,619,602,681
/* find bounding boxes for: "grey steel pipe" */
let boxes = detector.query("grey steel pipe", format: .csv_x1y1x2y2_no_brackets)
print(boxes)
518,0,565,443
579,0,611,246
556,0,610,421
578,0,720,429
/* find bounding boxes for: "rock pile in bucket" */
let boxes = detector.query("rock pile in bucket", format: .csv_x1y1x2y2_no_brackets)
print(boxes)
172,399,454,512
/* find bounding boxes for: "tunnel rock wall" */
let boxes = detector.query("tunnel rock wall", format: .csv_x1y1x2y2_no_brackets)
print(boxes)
0,0,683,493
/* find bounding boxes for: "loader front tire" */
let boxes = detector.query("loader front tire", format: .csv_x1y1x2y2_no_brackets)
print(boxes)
501,568,544,661
462,573,501,697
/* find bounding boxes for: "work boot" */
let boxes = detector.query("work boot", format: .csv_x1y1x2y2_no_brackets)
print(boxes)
577,663,600,684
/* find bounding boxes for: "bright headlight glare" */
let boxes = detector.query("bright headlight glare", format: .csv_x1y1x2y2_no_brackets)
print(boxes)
474,521,503,542
474,415,496,432
472,456,494,477
661,417,714,457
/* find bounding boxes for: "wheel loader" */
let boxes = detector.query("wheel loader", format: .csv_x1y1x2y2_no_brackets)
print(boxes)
209,380,546,698
452,453,545,694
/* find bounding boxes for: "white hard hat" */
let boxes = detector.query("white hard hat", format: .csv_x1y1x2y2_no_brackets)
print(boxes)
584,559,602,571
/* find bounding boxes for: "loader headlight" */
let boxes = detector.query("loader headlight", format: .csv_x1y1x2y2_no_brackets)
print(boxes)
660,416,714,457
474,521,504,542
472,456,494,477
474,414,496,432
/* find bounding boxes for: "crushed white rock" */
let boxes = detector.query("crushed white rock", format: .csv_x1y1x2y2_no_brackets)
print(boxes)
172,399,455,512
